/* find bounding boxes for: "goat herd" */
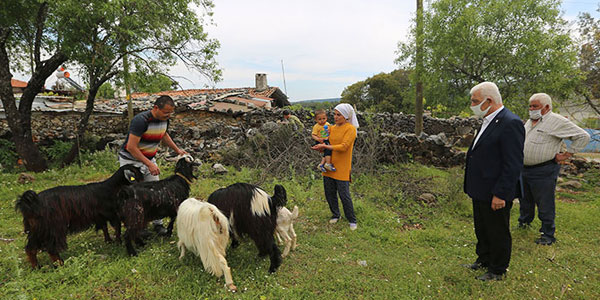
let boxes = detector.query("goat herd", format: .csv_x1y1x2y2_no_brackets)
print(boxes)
15,154,299,291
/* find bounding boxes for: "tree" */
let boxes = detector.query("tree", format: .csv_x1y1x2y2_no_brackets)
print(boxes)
341,69,413,113
0,1,73,171
576,9,600,118
397,0,579,117
0,1,220,170
60,0,221,166
97,82,116,99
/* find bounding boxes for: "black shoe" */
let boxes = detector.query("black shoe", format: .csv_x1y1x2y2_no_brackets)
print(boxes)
153,224,169,236
476,272,505,281
462,262,486,270
517,222,530,229
535,236,555,245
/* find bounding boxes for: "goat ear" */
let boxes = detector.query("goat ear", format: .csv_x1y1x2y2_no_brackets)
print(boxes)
124,169,137,183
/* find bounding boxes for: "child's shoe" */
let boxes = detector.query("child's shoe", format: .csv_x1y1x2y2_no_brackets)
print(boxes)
317,164,326,172
324,163,336,171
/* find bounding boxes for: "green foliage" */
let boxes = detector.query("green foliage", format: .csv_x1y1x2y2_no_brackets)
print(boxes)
40,140,73,165
97,82,116,99
0,139,19,172
295,100,340,111
397,0,579,118
341,69,413,113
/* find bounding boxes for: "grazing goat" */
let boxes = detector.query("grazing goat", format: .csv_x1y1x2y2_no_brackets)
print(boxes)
176,198,236,291
275,206,299,258
119,154,200,256
15,164,143,268
208,183,287,273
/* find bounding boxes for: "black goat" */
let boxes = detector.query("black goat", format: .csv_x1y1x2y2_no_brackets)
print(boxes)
119,154,200,256
208,183,287,273
15,164,143,268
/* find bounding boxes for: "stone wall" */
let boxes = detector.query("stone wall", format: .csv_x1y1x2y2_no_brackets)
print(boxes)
0,107,480,166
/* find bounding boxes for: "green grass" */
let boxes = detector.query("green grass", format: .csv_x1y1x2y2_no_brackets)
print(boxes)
0,151,599,299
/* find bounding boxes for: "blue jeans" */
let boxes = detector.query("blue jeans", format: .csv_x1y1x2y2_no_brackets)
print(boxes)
518,163,561,240
323,176,356,223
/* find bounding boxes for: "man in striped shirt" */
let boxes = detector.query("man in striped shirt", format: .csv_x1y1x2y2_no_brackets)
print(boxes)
118,95,187,235
519,93,590,245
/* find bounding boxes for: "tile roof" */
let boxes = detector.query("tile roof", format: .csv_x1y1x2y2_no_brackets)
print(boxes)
131,87,279,100
11,79,28,88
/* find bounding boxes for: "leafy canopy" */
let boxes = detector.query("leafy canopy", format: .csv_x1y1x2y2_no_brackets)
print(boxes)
397,0,579,117
341,69,413,113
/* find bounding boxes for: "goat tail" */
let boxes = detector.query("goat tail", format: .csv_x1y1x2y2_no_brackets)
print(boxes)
291,205,299,220
15,190,41,217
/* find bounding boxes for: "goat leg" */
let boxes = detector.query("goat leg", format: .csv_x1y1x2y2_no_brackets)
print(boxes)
164,217,175,237
124,231,138,256
268,241,282,273
26,249,39,269
277,229,292,258
111,219,122,244
99,223,112,243
289,224,297,251
48,252,64,267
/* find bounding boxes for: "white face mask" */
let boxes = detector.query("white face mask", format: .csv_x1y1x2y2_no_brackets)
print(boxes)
529,109,542,120
470,99,490,118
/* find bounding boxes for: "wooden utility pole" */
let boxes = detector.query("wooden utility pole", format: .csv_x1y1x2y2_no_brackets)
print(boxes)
415,0,424,135
123,50,133,122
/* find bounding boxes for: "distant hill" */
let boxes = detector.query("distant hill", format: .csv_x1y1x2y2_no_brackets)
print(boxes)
292,97,340,104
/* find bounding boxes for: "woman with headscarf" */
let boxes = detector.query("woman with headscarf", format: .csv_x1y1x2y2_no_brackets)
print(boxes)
311,103,359,230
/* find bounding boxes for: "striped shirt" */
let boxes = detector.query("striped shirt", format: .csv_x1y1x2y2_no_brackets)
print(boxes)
523,112,590,166
119,111,169,160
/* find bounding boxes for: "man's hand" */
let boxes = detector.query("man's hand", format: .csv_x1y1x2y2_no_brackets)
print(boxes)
491,196,506,211
176,149,188,156
147,163,160,176
554,152,572,164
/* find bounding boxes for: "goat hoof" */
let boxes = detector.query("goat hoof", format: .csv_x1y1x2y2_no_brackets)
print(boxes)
227,284,237,292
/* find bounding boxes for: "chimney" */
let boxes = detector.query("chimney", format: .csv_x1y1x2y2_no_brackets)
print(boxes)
255,73,267,91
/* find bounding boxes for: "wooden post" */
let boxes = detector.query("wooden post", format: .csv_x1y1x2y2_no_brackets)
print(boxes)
415,0,424,135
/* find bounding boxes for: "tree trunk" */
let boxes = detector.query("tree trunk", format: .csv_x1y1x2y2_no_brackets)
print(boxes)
61,69,119,166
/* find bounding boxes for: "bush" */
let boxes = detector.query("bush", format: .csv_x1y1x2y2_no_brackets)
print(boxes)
0,139,19,171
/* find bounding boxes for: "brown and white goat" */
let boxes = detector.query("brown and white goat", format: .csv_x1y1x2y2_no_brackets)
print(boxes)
176,198,236,291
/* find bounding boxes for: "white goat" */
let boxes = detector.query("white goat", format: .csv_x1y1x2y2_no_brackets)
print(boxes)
275,206,299,258
176,198,236,291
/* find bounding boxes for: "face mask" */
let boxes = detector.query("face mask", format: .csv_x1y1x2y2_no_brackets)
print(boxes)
529,109,542,120
470,99,490,118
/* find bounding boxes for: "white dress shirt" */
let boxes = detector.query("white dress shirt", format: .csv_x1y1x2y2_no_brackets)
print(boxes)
523,112,590,165
472,106,504,147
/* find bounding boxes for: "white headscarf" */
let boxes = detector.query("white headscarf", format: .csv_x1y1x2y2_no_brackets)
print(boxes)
334,103,359,128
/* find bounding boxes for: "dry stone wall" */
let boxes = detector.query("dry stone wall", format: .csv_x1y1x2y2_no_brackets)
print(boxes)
0,106,481,167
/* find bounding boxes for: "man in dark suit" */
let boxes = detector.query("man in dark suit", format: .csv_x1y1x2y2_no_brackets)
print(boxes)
463,82,525,281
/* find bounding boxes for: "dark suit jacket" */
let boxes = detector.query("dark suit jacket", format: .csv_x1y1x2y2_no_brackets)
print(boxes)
464,107,525,203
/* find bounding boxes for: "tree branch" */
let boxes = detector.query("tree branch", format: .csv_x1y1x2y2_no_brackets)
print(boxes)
34,2,49,66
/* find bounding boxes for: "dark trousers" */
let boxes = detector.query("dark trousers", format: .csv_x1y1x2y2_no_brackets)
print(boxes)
323,176,356,223
472,199,512,275
518,163,560,240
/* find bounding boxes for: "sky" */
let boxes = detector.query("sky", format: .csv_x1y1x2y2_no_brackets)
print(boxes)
16,0,600,102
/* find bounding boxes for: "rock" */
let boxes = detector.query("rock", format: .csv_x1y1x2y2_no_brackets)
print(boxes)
418,193,436,204
17,173,35,184
212,163,228,174
558,180,582,189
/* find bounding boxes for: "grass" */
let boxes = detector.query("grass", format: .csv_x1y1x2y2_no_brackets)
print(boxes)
0,150,599,299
